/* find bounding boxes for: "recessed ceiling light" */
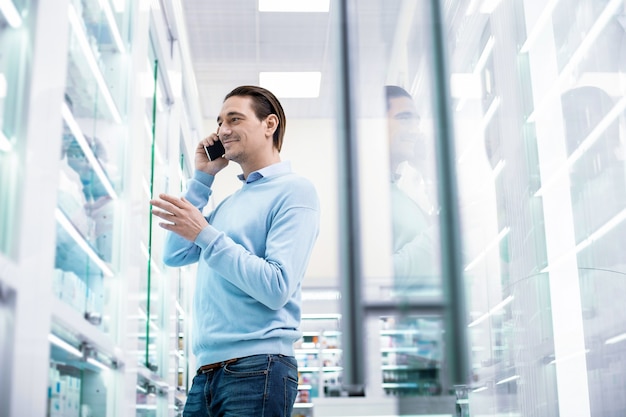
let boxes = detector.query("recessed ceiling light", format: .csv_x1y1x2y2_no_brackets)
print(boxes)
258,0,330,12
259,72,321,98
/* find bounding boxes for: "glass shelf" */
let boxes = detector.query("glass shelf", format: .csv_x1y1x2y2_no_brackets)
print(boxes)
66,0,126,123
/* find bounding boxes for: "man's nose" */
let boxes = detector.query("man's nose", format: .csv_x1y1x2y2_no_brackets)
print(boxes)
218,125,232,138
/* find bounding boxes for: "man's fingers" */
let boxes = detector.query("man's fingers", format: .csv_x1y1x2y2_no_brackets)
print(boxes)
150,194,187,215
151,207,173,217
158,221,175,230
157,193,183,206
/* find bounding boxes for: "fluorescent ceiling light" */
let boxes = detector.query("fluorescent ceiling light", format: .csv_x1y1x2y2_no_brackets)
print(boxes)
259,0,329,12
259,72,321,98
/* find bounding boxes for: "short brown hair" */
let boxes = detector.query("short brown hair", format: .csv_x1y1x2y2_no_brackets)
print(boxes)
224,85,287,152
385,85,412,110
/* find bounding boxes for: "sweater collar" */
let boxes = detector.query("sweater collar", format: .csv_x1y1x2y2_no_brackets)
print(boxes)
238,160,291,184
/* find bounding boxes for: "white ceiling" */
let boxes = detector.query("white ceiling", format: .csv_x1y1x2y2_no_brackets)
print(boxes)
179,0,476,124
181,0,337,121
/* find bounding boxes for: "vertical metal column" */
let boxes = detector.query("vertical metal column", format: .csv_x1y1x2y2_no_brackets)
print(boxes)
428,0,470,389
335,0,365,396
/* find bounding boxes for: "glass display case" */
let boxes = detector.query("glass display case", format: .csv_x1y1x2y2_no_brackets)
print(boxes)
0,0,198,415
50,0,130,415
48,323,118,417
54,0,129,334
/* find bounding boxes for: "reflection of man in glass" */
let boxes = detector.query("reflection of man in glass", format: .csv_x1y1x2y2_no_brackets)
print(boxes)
385,85,439,293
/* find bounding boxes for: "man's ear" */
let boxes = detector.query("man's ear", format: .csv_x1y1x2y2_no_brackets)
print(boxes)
265,114,279,138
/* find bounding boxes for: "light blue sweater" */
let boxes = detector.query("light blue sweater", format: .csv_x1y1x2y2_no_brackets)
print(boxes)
163,161,320,367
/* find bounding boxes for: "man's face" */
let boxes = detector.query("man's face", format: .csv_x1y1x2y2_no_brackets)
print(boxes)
387,96,422,166
217,96,271,164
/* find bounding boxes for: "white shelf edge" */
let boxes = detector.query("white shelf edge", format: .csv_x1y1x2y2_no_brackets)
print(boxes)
136,363,171,391
50,296,121,365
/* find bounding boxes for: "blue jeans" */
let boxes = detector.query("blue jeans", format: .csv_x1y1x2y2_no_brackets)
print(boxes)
183,354,299,417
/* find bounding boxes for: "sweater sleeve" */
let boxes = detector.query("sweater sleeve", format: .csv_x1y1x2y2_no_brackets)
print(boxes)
162,170,216,267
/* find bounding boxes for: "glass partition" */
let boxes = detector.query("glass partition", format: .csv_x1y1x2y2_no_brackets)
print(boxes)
350,1,443,306
341,0,449,403
446,0,626,415
337,1,626,415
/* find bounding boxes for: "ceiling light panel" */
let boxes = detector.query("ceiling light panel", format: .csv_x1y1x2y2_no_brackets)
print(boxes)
258,0,330,12
259,71,321,98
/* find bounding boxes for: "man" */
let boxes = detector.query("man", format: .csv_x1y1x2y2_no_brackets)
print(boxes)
385,85,440,293
150,85,320,416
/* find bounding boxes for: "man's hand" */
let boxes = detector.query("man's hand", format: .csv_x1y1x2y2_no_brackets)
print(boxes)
150,194,209,241
196,134,229,175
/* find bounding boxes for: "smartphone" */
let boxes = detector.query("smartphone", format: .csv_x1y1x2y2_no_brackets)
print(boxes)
204,140,225,161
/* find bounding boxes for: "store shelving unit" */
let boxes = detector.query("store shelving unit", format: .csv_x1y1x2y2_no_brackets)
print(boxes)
293,314,343,417
379,316,442,397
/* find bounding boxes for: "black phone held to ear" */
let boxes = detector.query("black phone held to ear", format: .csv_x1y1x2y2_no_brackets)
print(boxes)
204,140,225,160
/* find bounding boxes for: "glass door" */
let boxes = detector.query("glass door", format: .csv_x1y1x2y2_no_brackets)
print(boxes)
50,0,130,415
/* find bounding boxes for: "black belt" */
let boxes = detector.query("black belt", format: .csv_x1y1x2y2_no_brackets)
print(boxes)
197,358,239,375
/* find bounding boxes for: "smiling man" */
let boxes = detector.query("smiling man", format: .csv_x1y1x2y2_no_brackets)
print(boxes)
150,85,320,417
